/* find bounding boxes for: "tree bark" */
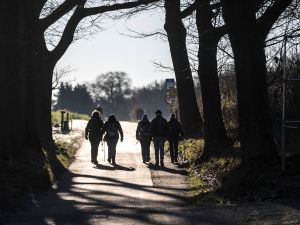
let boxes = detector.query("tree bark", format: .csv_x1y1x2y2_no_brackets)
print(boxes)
164,0,203,138
221,0,278,162
196,0,229,152
18,2,53,145
0,1,23,161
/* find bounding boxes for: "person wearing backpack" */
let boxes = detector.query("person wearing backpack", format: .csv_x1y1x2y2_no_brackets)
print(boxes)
103,114,123,165
151,110,168,166
168,113,184,163
136,114,151,163
85,110,104,164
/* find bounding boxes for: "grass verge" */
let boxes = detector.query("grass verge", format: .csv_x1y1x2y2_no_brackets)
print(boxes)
176,139,300,205
48,134,83,183
0,132,83,214
173,139,240,206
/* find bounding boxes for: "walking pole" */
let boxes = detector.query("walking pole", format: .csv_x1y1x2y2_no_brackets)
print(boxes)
103,141,106,162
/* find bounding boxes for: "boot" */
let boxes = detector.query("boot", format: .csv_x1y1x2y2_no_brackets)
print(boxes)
160,160,164,167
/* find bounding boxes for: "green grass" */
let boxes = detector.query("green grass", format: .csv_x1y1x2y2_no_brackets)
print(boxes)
176,139,240,206
55,137,81,169
179,138,300,203
51,110,90,125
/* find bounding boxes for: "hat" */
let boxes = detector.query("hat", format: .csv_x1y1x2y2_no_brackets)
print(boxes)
91,110,100,118
155,110,162,115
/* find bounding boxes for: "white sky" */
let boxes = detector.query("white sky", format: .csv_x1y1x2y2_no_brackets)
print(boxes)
58,10,175,88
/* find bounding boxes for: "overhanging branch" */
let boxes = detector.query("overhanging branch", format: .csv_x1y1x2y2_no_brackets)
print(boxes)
181,1,222,19
82,0,159,17
258,0,293,39
50,0,160,61
40,0,83,30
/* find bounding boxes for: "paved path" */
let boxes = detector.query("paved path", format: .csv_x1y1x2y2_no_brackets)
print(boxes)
4,121,300,225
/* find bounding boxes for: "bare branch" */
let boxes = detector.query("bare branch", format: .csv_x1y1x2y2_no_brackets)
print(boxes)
50,0,160,61
50,5,84,61
81,0,160,17
52,65,76,90
181,1,222,19
119,26,167,40
258,0,293,38
41,0,82,29
153,60,174,73
181,2,196,19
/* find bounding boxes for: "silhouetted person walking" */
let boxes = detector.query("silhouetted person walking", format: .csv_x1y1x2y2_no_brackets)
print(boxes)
85,110,104,164
136,114,151,163
151,110,168,166
103,114,123,165
168,113,184,163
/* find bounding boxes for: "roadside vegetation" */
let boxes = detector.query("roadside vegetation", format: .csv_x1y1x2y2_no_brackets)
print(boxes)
171,139,239,205
176,139,300,206
47,136,83,182
0,115,84,213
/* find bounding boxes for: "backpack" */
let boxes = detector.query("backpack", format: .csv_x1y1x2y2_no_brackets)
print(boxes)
140,122,151,139
106,122,118,138
153,116,167,137
87,118,103,136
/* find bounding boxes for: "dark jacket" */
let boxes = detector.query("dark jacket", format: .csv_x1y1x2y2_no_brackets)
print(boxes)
168,118,184,141
103,121,123,141
136,118,151,142
151,115,168,138
85,117,104,140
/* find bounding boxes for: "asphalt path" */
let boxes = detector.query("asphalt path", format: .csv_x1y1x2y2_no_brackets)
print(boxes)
4,121,300,225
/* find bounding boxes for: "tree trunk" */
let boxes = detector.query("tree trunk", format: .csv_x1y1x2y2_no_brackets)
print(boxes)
222,1,278,162
164,0,203,138
0,1,24,161
196,0,229,152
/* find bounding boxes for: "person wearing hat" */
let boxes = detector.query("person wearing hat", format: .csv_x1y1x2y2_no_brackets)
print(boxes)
136,114,152,163
151,110,168,166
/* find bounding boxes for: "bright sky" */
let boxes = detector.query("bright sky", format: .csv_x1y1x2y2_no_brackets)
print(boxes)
58,10,175,88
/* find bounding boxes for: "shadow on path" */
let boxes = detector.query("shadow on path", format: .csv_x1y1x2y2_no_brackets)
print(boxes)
3,169,242,225
147,163,188,175
94,164,115,170
95,163,135,171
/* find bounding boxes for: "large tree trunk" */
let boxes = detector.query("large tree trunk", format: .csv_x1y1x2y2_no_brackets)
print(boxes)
164,0,203,138
196,0,229,152
0,1,24,161
222,1,278,162
19,1,55,148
